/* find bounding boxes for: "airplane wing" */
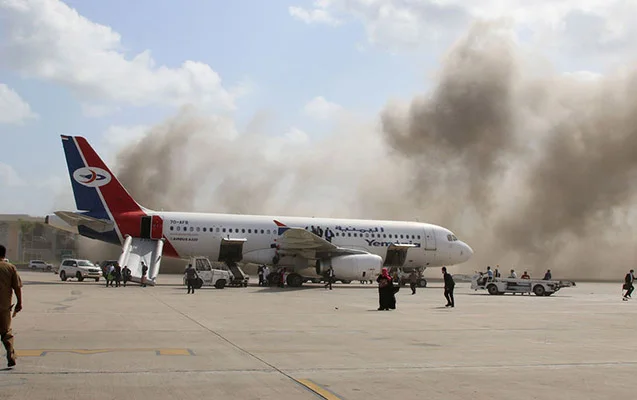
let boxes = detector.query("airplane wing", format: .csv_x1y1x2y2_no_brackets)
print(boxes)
274,220,371,259
54,211,114,233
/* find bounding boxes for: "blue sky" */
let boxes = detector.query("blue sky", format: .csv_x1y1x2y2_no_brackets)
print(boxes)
0,0,634,215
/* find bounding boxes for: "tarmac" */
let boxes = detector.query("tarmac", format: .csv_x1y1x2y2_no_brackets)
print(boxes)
2,270,637,399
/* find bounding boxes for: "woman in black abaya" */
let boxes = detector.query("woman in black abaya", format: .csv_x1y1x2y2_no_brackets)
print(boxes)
377,268,397,310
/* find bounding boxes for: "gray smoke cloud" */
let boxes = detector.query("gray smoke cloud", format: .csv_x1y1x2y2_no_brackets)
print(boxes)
85,20,637,280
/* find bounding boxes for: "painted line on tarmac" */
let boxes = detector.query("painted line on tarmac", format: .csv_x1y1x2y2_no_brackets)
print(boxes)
16,348,194,357
296,379,343,400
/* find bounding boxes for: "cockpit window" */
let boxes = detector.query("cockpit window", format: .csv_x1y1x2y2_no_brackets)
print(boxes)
452,235,458,241
447,234,453,241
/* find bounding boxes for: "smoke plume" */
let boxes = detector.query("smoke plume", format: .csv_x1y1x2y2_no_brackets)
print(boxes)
87,20,637,280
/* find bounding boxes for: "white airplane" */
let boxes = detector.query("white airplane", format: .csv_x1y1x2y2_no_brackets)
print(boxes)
45,135,473,286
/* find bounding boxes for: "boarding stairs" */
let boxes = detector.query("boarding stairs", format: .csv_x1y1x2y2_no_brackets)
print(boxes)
117,235,164,286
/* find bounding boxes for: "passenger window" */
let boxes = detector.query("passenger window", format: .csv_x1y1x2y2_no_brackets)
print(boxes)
216,228,220,233
170,226,174,231
348,233,351,237
417,235,421,239
383,234,387,238
260,229,264,234
190,227,194,232
248,229,252,234
365,233,369,238
177,226,181,231
267,229,271,234
242,229,245,233
354,233,358,237
197,227,200,232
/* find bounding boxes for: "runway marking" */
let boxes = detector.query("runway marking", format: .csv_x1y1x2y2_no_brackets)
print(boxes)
296,378,343,400
16,348,194,357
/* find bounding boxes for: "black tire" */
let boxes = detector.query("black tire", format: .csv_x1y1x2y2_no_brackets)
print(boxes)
60,270,67,281
418,279,427,288
533,285,546,296
194,278,204,289
286,273,304,287
214,279,226,289
76,272,84,282
95,278,99,282
487,284,499,295
341,280,351,284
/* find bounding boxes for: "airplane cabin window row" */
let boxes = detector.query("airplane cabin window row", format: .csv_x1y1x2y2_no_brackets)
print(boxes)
168,225,421,241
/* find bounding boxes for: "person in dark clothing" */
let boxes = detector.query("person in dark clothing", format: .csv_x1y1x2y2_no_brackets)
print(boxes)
122,266,131,286
324,266,335,290
141,262,148,287
623,270,635,301
409,270,418,295
442,267,455,308
114,264,122,287
543,269,552,280
376,268,397,310
185,264,198,294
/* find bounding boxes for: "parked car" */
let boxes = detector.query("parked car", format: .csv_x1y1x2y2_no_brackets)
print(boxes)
29,260,53,271
58,259,102,282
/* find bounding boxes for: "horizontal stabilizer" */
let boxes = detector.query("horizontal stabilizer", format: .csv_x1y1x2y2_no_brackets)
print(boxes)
54,211,114,233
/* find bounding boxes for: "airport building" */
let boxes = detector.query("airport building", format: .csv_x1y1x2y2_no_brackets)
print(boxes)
0,214,79,264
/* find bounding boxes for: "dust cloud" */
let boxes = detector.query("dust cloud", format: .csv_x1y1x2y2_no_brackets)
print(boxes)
86,20,637,280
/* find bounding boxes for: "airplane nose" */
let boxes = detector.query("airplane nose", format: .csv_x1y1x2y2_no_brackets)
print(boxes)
458,241,473,262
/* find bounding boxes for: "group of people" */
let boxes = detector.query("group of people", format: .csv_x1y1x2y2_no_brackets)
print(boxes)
376,267,456,310
102,261,149,287
257,265,288,288
104,263,132,287
480,265,553,284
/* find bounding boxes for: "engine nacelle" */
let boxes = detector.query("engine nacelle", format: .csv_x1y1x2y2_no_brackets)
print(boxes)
316,254,383,281
243,248,278,265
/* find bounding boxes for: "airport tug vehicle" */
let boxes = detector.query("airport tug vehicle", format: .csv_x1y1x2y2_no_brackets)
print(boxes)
471,273,576,296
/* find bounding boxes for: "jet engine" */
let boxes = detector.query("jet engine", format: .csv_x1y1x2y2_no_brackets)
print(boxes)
316,253,383,281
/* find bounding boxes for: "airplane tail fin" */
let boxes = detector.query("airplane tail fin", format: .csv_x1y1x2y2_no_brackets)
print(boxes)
60,135,145,220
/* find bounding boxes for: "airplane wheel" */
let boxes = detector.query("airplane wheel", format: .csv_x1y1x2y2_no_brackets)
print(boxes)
286,273,303,288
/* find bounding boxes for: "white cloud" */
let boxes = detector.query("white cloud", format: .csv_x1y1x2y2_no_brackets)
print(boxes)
303,96,343,120
0,0,239,111
289,4,341,26
288,0,637,63
0,83,38,124
0,162,25,186
81,103,121,118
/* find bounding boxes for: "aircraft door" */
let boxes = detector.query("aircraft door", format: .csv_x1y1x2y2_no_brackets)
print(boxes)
195,258,212,285
140,216,152,239
151,215,163,240
424,227,437,251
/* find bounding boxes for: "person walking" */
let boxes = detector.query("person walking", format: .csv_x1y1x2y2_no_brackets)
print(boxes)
324,266,335,290
442,267,455,308
409,270,418,295
0,244,22,368
122,265,131,287
185,264,198,294
623,270,635,301
141,262,148,287
114,264,122,287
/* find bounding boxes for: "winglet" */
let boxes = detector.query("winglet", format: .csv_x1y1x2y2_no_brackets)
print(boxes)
273,220,290,235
